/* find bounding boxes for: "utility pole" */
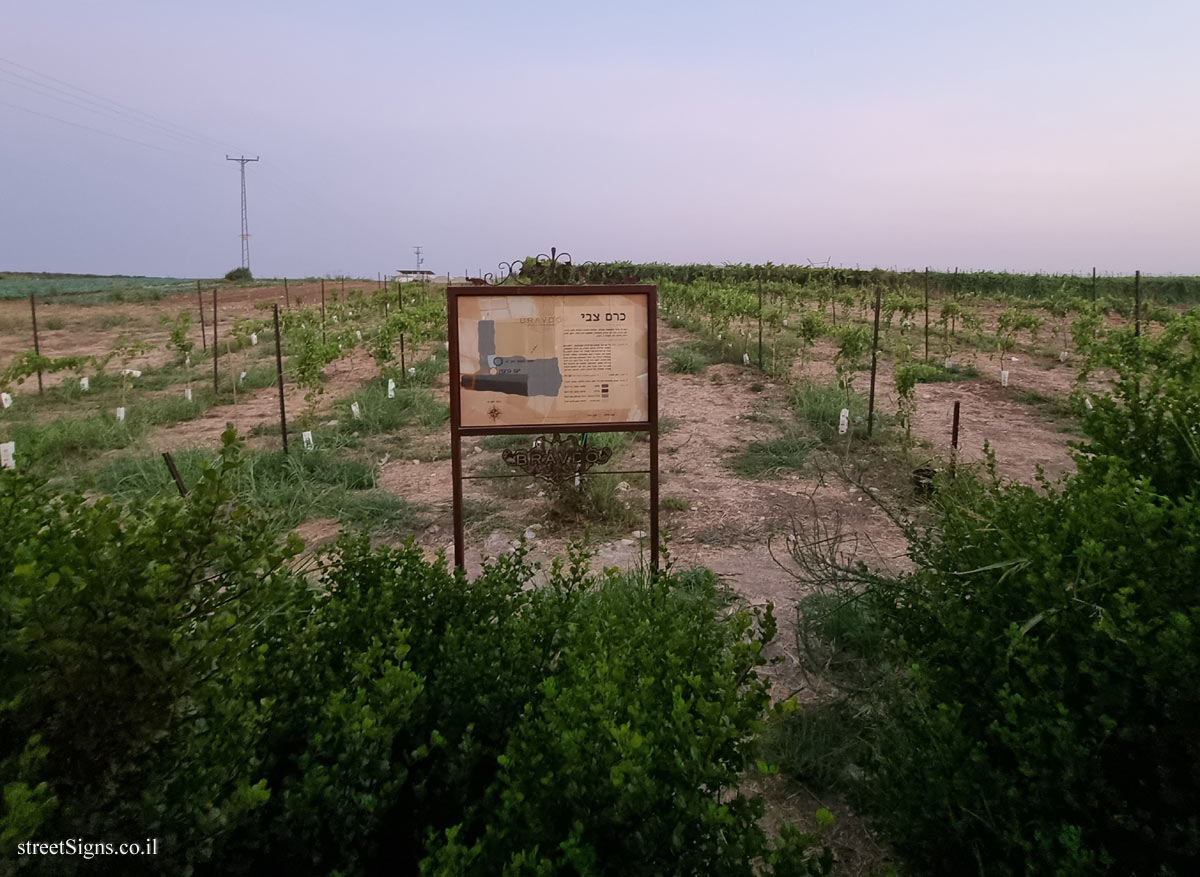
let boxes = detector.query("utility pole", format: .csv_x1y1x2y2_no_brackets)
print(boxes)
226,155,260,274
413,245,424,271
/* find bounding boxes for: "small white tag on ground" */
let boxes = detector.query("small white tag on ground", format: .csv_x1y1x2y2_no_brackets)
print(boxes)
351,401,362,420
250,333,258,345
0,441,13,469
302,430,314,450
839,408,850,435
239,371,247,384
116,406,126,422
743,353,750,365
1085,397,1094,410
944,357,953,369
0,392,11,409
444,341,449,351
355,330,362,341
184,388,192,401
407,366,416,377
387,379,396,399
80,377,89,391
1059,351,1068,362
1001,370,1010,387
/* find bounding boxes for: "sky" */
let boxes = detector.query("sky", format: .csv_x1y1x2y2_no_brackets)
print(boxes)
2,0,1198,278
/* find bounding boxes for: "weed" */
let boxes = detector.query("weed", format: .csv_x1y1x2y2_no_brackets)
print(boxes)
663,496,691,511
731,428,817,478
666,344,713,374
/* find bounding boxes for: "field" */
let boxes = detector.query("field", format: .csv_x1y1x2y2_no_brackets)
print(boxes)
2,265,1197,873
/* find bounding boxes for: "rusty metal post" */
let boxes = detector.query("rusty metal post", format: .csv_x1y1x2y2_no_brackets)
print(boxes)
648,285,661,572
1132,267,1142,335
212,288,219,394
950,400,961,478
272,304,289,454
924,267,930,362
283,277,290,310
447,286,466,571
757,276,764,371
162,452,188,496
320,279,326,343
399,279,407,383
340,276,345,300
29,293,43,394
197,284,207,351
1091,267,1096,304
867,287,882,437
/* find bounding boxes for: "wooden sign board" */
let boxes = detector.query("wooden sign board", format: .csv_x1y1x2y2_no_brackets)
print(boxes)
447,284,659,569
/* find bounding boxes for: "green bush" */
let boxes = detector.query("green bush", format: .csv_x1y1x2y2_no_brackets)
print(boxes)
1,432,831,874
224,267,252,282
775,313,1200,874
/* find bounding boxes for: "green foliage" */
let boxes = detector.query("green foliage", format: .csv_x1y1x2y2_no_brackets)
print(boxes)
224,267,253,282
0,442,829,874
777,316,1200,874
1076,310,1200,496
161,310,195,364
667,344,715,374
731,429,817,478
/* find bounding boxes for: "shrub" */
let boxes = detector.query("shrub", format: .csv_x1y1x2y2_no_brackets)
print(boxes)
776,313,1200,874
224,267,252,282
1,432,830,874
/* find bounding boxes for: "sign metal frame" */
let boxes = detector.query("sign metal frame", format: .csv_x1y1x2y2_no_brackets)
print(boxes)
447,283,659,571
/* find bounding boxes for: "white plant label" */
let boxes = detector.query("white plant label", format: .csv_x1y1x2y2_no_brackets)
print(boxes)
443,341,449,351
944,357,953,369
184,388,193,402
1085,397,1094,411
239,371,247,384
838,408,850,435
742,353,750,366
1001,370,1010,387
121,369,142,378
1059,351,1068,362
332,315,338,323
79,377,89,392
351,401,362,420
116,406,126,422
0,392,11,409
355,330,362,341
407,367,416,377
0,441,14,469
250,333,258,345
302,430,314,451
387,379,396,399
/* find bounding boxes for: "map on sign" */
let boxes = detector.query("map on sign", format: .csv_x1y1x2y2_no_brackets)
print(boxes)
456,292,649,428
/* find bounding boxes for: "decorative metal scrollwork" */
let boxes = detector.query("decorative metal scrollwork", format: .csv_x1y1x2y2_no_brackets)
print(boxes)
501,433,612,484
470,246,581,286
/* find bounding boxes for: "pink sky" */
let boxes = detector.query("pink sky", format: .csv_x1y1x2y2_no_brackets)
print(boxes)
2,1,1197,278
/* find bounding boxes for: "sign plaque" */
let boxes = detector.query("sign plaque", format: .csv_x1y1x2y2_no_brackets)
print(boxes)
447,284,659,570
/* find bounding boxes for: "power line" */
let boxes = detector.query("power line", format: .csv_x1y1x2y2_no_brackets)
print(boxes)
0,67,219,152
0,54,234,152
0,99,176,154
